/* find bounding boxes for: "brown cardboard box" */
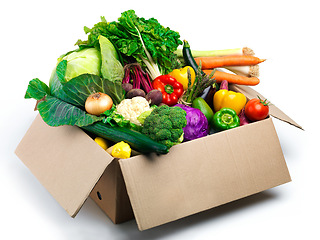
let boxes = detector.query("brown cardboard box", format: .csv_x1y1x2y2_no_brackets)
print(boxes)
15,85,301,231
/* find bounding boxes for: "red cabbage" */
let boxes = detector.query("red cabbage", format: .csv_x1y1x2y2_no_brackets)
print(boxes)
175,104,209,141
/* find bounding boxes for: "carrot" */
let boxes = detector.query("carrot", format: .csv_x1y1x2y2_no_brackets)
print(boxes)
203,70,260,86
195,55,265,69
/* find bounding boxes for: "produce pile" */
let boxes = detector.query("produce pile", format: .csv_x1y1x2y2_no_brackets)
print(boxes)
25,10,269,157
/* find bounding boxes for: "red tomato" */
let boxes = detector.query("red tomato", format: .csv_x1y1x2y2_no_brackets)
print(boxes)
244,98,269,121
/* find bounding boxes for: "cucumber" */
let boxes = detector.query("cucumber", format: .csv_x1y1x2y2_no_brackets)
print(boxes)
81,122,169,154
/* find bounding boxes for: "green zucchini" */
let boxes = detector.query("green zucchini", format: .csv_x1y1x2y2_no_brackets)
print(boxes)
82,122,169,154
182,40,205,76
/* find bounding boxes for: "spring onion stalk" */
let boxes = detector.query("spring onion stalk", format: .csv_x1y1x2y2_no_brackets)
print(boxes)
175,47,255,58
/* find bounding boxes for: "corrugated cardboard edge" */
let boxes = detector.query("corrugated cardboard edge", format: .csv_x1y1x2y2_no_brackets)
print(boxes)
119,118,291,231
230,84,303,130
15,114,114,217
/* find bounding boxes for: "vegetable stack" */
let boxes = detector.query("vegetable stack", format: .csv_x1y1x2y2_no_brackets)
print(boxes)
24,9,268,157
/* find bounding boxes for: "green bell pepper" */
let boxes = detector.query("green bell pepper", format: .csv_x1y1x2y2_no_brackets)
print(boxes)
213,107,240,131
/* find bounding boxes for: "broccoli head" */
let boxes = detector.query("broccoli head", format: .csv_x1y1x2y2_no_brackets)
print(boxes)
141,105,187,149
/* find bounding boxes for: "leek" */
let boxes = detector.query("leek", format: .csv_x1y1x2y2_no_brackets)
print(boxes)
175,47,255,58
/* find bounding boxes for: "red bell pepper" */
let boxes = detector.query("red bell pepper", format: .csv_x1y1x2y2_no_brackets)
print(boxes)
152,75,184,106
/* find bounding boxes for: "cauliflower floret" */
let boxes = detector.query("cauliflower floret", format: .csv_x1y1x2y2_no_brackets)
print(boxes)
116,96,151,126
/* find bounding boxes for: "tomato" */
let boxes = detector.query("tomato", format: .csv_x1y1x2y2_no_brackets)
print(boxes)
244,98,269,121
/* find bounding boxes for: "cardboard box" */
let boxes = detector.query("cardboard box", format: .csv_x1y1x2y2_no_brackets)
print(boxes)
15,85,301,231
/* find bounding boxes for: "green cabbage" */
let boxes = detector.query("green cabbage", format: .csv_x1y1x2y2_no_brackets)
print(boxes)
62,48,101,81
99,35,124,81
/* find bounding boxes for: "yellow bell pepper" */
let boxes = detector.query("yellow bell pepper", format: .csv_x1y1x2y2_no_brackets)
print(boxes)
111,141,131,159
169,66,196,91
213,90,246,115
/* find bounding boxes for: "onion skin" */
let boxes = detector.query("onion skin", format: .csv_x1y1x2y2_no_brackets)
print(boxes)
85,92,113,116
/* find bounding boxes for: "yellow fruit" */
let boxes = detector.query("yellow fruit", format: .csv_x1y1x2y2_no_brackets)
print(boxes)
94,137,109,150
111,141,131,159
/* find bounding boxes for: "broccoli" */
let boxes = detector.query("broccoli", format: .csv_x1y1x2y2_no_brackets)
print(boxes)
141,105,187,149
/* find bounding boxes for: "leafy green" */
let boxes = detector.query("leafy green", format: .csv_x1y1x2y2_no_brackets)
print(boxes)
101,105,142,131
25,63,125,128
25,78,50,100
37,95,103,127
61,73,125,106
49,60,69,100
99,35,124,82
78,10,182,79
25,78,103,127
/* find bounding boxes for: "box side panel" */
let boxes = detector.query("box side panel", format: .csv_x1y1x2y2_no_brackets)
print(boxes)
115,159,135,223
90,159,118,223
119,118,291,231
90,159,134,224
15,115,113,217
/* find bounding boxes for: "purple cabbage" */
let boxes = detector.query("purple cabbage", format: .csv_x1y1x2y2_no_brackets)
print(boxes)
175,104,209,141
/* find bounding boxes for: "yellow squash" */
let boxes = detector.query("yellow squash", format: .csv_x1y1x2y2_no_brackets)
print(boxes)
111,141,132,159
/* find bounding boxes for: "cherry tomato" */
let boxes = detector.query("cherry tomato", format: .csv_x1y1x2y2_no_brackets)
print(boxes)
244,98,269,121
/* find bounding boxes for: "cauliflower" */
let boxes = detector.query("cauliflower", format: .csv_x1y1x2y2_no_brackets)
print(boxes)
116,96,151,126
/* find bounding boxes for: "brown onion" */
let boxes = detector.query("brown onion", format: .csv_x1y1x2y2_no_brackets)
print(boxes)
85,92,113,116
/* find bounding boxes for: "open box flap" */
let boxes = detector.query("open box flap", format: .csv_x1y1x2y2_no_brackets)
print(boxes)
230,84,303,130
15,114,114,217
119,118,291,231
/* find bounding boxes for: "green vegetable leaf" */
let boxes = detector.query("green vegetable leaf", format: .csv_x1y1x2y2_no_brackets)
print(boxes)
25,78,50,100
77,10,182,76
99,35,124,82
56,59,68,83
37,95,103,127
49,59,69,100
101,105,142,131
61,73,125,107
25,76,103,127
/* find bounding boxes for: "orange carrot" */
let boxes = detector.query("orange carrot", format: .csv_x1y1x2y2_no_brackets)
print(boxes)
203,70,260,86
195,55,265,69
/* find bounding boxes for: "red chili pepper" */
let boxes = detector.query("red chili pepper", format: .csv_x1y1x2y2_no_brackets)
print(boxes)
152,75,184,106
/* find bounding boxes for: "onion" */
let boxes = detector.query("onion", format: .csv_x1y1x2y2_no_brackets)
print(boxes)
85,92,113,116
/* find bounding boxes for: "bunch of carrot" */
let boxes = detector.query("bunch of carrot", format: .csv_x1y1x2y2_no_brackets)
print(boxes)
193,48,265,86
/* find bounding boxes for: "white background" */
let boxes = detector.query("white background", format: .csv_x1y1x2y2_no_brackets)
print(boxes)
1,0,319,239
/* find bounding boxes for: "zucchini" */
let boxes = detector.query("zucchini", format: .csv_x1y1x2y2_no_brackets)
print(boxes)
182,40,205,75
82,122,169,154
